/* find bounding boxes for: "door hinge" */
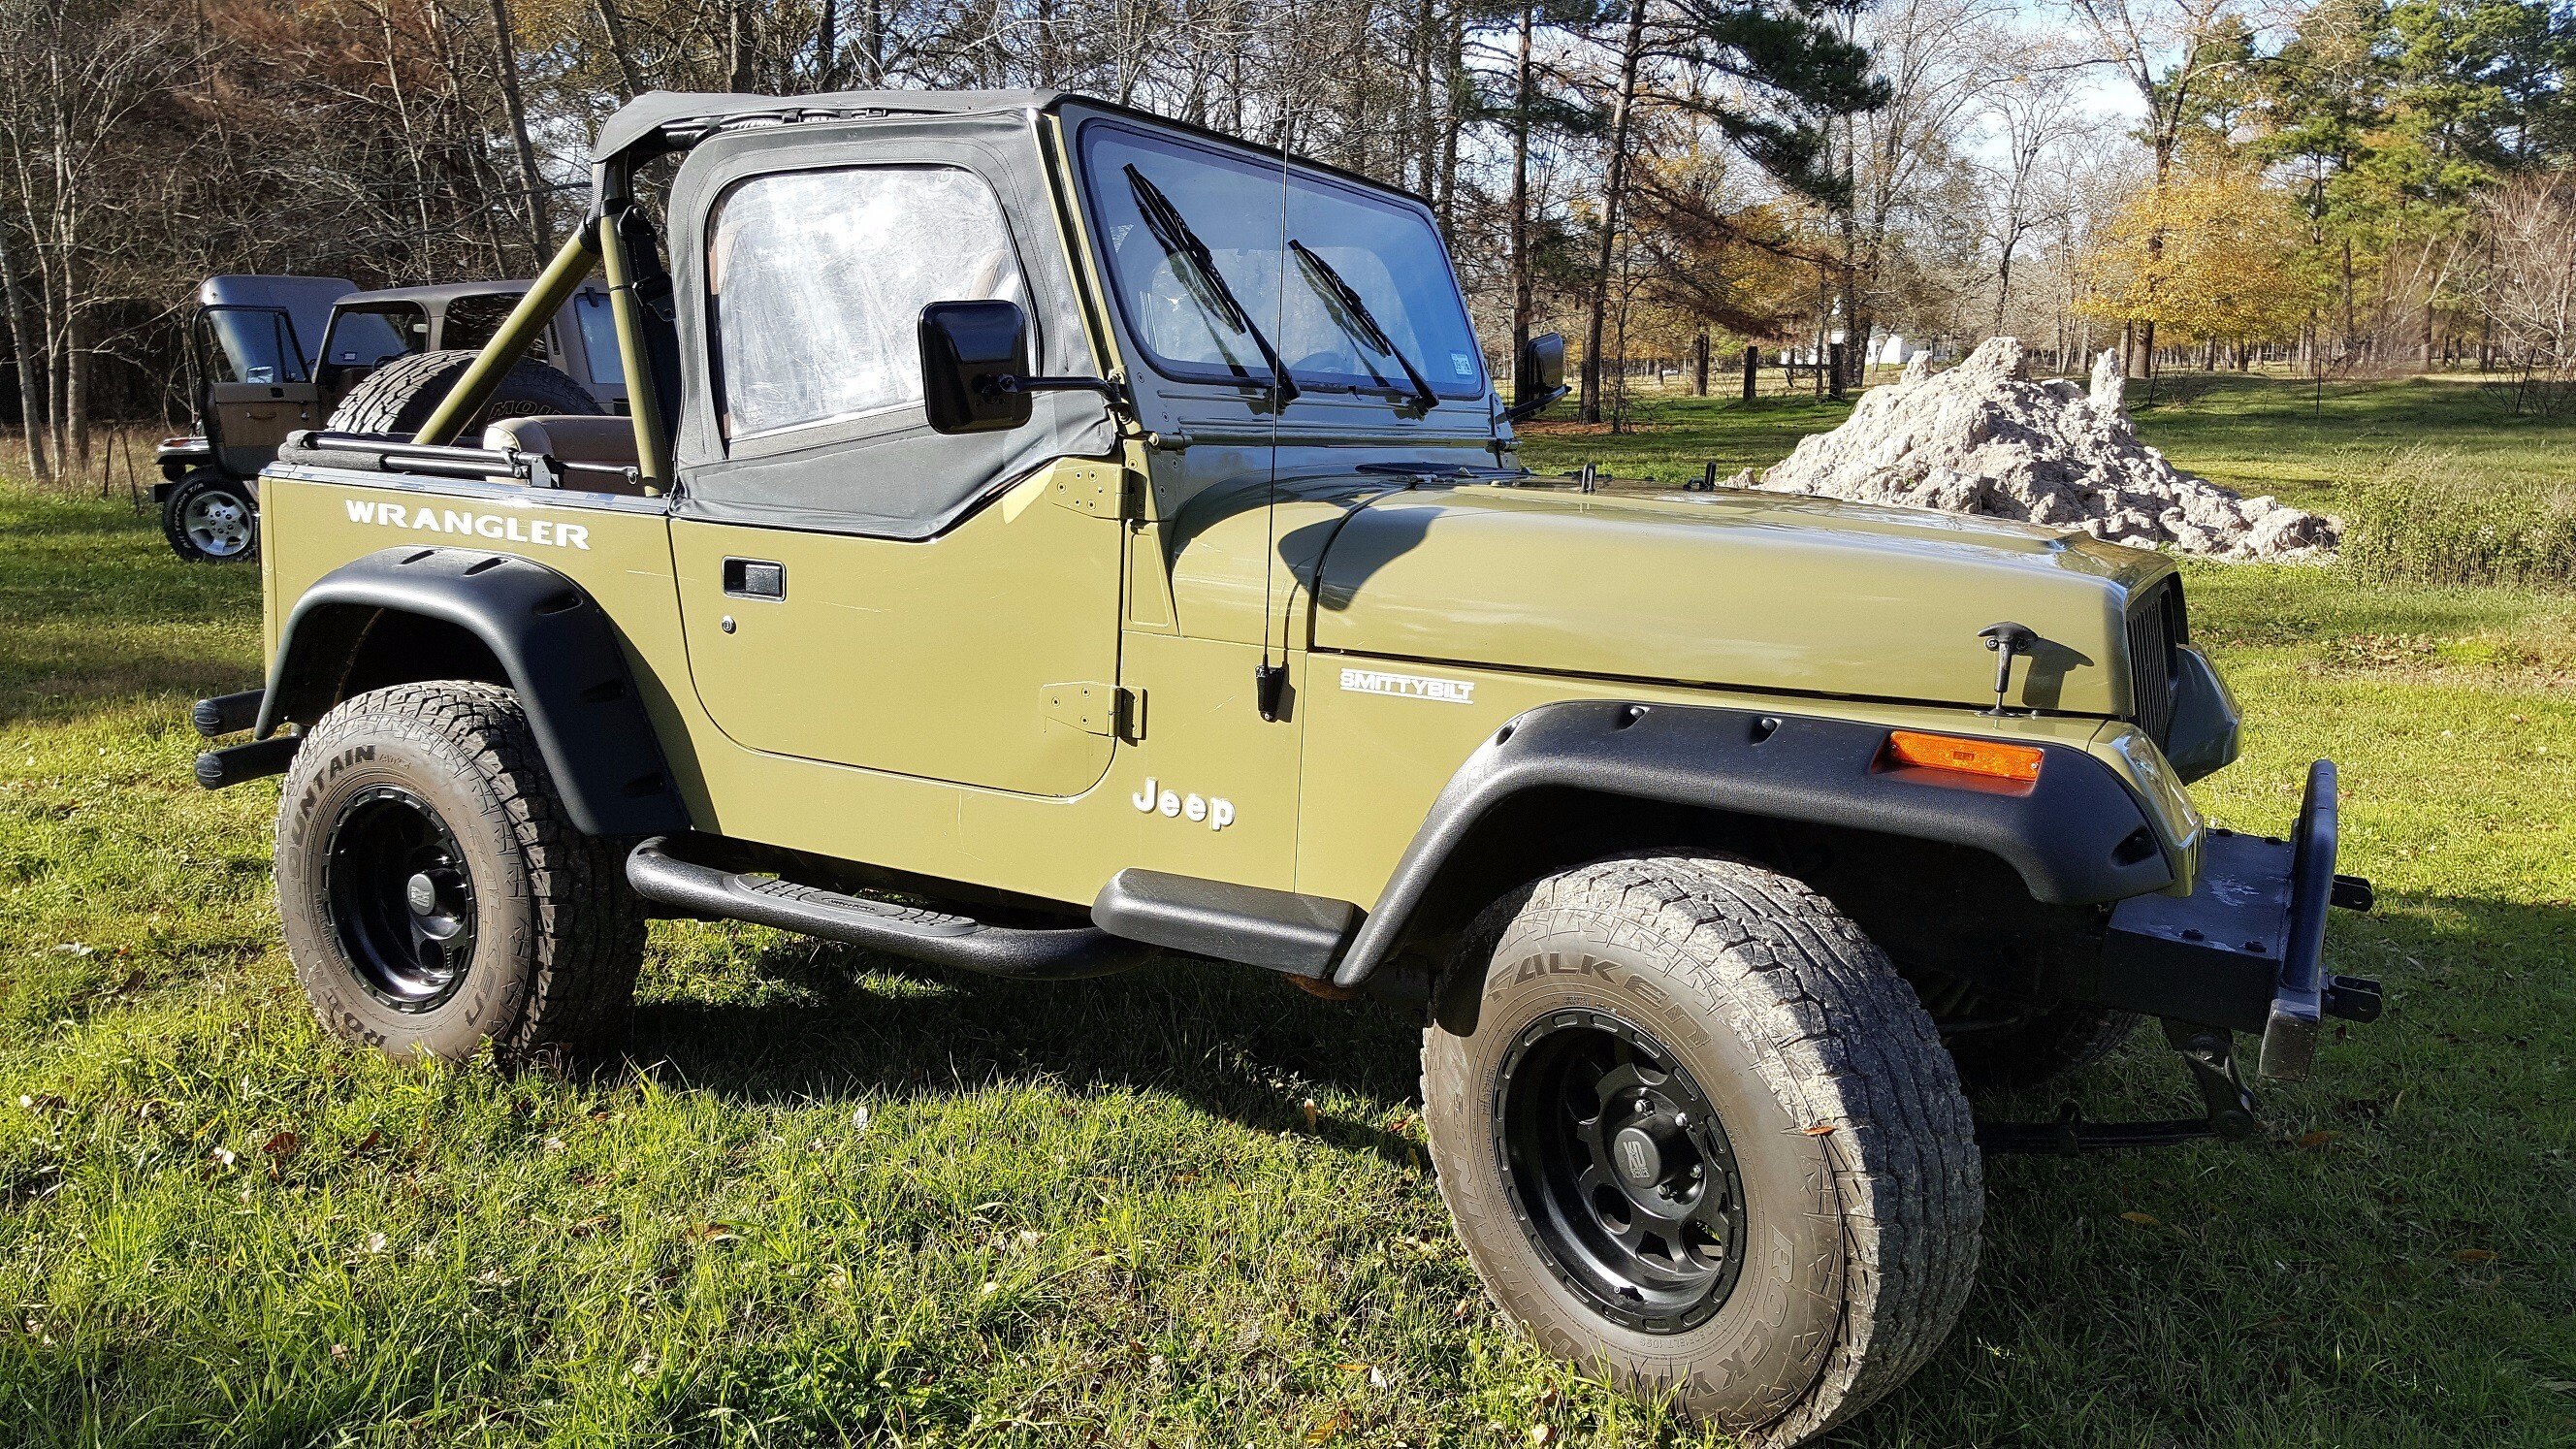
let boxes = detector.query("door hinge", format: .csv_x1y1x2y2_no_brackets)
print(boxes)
1048,463,1134,520
1042,682,1140,739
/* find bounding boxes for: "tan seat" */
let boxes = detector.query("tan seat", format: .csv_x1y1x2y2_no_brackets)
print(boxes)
480,414,648,495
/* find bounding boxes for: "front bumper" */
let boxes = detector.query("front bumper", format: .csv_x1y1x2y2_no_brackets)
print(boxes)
2095,758,2381,1079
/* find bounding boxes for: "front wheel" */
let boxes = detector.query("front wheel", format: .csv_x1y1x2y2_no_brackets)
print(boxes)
1423,853,1981,1444
274,682,645,1066
162,471,257,563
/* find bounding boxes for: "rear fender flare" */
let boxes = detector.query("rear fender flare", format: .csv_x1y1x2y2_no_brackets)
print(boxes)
1330,698,2175,990
257,546,688,836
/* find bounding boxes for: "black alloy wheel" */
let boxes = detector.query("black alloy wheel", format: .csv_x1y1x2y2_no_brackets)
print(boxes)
323,784,477,1012
1493,1009,1748,1334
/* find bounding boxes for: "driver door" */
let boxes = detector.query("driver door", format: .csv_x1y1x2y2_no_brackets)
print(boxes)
200,307,319,475
669,156,1125,799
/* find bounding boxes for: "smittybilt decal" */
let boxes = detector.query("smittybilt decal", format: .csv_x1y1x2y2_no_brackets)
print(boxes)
1339,666,1474,704
344,498,590,549
1130,776,1235,830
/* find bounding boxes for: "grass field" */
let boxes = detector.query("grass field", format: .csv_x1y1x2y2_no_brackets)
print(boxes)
2,375,2571,1445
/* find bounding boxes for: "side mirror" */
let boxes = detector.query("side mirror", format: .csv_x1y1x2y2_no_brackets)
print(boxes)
1506,332,1569,423
919,299,1035,435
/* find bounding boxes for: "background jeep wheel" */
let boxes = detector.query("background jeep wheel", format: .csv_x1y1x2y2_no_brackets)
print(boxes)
1424,853,1981,1445
325,348,601,437
161,471,257,563
274,682,644,1066
1945,1002,2141,1093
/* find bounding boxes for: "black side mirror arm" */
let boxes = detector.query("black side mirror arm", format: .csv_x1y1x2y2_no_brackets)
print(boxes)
1501,384,1569,425
986,372,1128,408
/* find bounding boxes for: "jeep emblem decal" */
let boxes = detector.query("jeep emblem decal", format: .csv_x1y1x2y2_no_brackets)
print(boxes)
1339,666,1473,704
1130,777,1234,830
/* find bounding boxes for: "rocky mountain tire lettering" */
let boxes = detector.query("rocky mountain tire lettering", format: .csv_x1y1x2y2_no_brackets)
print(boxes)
1129,776,1235,830
1338,666,1474,703
343,498,589,550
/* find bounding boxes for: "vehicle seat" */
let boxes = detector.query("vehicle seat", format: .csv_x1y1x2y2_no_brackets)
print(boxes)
480,415,647,495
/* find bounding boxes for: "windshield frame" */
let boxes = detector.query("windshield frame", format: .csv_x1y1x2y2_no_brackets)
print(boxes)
1068,115,1487,406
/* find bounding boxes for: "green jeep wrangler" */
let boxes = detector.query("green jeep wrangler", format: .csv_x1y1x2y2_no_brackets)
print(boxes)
190,88,2380,1442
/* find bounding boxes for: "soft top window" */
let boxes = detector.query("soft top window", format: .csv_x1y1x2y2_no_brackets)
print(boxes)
1080,121,1486,401
708,165,1026,442
328,306,424,368
573,291,626,386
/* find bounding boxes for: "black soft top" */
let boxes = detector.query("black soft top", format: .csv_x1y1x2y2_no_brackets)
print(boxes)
590,89,1064,165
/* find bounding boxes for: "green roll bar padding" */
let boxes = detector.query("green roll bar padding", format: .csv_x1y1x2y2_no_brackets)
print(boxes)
410,228,603,447
598,209,673,493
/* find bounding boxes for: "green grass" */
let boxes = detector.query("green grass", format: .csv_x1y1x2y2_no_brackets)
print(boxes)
1537,369,2572,521
4,377,2573,1444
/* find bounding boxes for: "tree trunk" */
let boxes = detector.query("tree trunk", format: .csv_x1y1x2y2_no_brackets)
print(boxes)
816,0,838,88
1413,0,1438,200
488,0,548,258
594,0,646,99
727,0,754,91
1577,0,1647,425
1508,6,1533,386
0,214,49,483
1691,330,1709,396
1837,113,1861,392
64,306,87,468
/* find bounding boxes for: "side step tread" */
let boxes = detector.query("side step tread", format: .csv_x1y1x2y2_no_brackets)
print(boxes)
735,876,979,938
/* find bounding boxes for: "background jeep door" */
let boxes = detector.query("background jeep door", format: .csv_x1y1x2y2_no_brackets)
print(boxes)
201,306,320,475
667,151,1125,798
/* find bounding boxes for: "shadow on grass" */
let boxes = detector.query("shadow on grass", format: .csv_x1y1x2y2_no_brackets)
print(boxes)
628,943,1433,1168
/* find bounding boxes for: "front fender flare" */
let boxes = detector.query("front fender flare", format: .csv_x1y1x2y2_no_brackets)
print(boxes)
1331,698,2176,988
256,546,688,836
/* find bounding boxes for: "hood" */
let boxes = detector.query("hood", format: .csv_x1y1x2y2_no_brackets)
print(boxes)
1308,481,2171,716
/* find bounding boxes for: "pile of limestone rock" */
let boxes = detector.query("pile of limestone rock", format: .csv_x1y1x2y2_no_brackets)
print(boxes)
1744,337,2337,562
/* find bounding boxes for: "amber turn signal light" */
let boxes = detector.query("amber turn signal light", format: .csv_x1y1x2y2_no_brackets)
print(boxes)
1884,730,2044,784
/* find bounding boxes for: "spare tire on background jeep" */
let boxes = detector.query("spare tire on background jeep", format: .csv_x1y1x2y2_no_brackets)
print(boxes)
326,347,601,436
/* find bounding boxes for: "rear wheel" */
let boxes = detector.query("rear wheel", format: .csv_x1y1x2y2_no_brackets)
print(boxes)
325,348,601,437
1423,853,1981,1444
161,471,257,563
274,682,644,1066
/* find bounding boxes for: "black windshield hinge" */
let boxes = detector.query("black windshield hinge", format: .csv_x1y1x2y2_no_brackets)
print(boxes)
1255,662,1288,723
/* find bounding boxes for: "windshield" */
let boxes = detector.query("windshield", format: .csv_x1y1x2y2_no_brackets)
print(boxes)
201,307,307,385
1080,122,1486,402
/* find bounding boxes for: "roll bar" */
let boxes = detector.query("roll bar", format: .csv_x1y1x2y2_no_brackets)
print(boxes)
408,168,671,495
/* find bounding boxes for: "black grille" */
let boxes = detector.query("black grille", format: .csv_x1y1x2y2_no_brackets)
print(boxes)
2125,576,2184,748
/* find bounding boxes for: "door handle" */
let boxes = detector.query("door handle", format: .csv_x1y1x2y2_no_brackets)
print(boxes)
722,558,786,599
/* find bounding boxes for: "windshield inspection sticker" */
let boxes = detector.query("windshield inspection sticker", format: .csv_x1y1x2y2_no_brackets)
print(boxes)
1340,666,1475,704
1450,350,1476,377
343,498,590,550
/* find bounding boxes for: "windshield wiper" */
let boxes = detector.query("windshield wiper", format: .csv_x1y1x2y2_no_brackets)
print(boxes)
1122,164,1299,405
1288,239,1438,415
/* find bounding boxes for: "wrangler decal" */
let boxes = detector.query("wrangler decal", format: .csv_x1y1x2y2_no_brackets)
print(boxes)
343,498,589,550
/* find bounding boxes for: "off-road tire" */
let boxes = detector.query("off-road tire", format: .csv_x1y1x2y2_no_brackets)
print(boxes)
274,682,645,1067
325,348,601,437
1946,1003,2141,1093
1423,853,1981,1444
161,470,257,564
